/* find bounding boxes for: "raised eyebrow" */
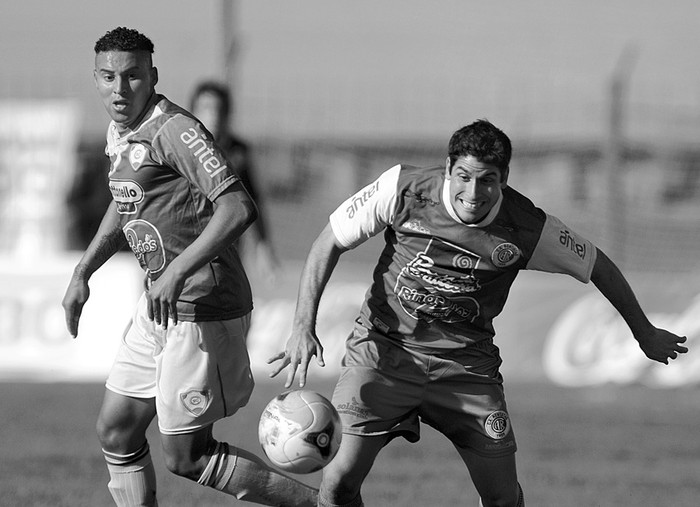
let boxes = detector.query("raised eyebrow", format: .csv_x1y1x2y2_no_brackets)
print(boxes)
455,167,500,179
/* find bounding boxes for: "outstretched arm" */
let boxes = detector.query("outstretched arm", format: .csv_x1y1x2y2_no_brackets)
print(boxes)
268,223,347,388
62,201,127,338
590,248,688,363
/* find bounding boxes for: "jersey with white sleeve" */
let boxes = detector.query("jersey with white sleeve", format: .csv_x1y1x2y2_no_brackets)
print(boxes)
329,164,597,352
105,95,252,322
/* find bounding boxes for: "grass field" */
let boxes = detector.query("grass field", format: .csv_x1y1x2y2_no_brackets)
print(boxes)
2,379,699,507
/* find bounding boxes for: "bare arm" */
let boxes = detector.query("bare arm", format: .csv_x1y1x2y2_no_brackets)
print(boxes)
145,180,257,327
268,223,347,387
590,248,687,363
62,201,127,338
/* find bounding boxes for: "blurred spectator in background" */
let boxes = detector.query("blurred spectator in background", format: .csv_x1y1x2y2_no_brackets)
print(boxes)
64,144,115,250
190,81,280,283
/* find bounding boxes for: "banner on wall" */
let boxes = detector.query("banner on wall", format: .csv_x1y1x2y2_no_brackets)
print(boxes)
0,253,697,388
543,291,700,388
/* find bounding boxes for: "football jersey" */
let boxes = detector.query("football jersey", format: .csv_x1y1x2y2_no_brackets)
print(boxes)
105,95,252,322
330,164,597,351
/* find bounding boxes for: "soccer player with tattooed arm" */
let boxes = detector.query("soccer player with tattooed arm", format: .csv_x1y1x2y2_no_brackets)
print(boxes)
269,119,688,507
62,27,317,507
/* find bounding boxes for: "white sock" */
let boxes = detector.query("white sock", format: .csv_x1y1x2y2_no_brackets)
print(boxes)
103,442,157,507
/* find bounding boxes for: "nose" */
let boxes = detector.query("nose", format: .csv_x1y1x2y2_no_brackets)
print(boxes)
463,178,479,198
113,76,128,95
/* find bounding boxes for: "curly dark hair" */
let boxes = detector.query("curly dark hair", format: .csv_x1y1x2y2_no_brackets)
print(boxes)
94,27,154,54
447,119,512,172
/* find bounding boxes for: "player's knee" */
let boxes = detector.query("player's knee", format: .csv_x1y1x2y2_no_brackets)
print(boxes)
96,415,128,453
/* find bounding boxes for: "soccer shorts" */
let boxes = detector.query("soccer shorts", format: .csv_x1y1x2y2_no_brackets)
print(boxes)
332,323,517,457
106,293,254,435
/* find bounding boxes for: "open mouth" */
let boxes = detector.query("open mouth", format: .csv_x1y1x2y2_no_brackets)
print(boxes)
458,198,482,211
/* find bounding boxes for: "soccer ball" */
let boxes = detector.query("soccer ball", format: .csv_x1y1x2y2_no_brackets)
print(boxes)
258,389,342,474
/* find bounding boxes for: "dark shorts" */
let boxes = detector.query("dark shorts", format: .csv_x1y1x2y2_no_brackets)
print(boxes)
332,323,517,457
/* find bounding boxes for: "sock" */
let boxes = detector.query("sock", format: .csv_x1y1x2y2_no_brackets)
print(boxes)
197,441,318,507
103,442,158,507
318,486,364,507
478,482,524,507
517,482,524,507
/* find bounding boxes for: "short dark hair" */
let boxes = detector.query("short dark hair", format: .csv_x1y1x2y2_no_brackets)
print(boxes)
190,81,232,120
448,119,512,172
94,27,154,54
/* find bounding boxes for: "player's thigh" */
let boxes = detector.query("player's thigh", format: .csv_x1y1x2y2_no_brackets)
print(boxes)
157,315,253,435
97,388,157,452
456,446,519,506
321,433,390,494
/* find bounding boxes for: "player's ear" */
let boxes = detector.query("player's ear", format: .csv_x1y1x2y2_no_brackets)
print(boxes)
500,166,509,188
444,156,452,179
151,66,159,87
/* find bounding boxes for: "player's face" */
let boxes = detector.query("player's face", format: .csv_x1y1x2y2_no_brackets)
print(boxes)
94,50,157,129
445,155,508,224
191,92,224,139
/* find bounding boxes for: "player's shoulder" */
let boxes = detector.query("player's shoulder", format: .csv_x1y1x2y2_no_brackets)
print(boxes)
153,96,200,131
397,164,443,187
501,185,546,221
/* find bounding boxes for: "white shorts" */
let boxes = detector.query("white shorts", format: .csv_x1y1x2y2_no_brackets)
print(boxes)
106,293,254,435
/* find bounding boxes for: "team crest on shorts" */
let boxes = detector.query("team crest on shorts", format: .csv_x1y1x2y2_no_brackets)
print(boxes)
491,243,520,268
180,389,212,416
484,410,511,440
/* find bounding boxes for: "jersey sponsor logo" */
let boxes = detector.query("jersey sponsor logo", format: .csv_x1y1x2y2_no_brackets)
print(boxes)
128,143,147,171
401,219,431,234
123,219,166,274
344,180,380,219
559,228,588,260
109,180,145,214
179,127,228,178
491,242,521,268
336,397,370,420
180,388,212,416
395,238,481,324
484,410,511,440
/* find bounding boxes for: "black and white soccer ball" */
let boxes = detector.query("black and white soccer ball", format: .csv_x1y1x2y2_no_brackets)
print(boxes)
258,389,342,474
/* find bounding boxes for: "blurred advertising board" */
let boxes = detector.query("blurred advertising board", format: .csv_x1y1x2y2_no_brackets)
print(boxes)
0,253,142,381
0,100,80,254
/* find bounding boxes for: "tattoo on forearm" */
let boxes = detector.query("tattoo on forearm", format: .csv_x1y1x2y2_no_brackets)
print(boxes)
75,225,127,280
93,225,128,264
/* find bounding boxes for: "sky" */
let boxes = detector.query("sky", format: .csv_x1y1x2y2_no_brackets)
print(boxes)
2,0,700,143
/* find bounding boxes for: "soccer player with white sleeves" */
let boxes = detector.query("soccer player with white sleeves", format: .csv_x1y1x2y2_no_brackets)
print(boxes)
269,119,688,507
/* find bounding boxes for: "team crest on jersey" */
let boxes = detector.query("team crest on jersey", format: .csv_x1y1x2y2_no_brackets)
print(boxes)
395,237,481,324
123,219,166,274
484,410,511,440
129,143,147,171
180,389,212,416
491,242,521,268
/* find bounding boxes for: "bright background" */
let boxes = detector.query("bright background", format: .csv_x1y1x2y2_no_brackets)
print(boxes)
1,2,699,505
